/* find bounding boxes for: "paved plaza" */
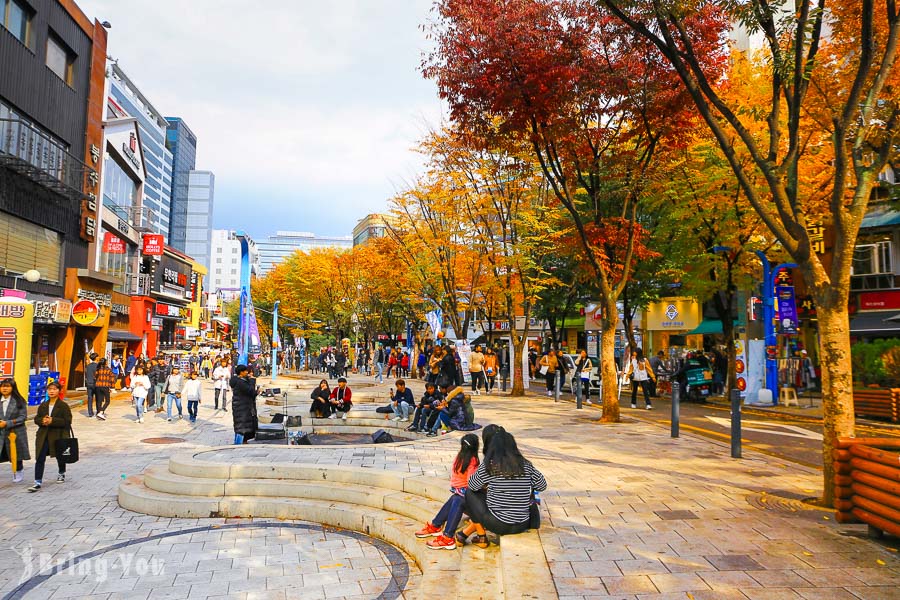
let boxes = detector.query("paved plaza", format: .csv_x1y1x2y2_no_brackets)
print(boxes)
1,374,899,599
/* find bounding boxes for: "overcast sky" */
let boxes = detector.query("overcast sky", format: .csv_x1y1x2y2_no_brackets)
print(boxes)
77,1,442,241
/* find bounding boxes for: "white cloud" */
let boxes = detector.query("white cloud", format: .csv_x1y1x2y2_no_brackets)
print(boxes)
77,0,442,231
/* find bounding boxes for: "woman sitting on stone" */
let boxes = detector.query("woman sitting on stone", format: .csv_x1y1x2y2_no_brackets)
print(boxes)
460,428,546,539
309,379,331,418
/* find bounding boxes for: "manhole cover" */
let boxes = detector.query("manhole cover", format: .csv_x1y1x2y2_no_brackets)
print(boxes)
141,437,186,444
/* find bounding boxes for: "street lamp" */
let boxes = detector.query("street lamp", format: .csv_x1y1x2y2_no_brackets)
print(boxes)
13,269,41,289
754,250,798,405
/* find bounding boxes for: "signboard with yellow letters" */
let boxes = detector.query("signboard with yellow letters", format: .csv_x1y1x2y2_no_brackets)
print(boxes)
0,299,34,394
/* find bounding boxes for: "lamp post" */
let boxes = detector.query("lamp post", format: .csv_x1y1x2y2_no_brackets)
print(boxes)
271,300,280,382
12,269,41,290
754,250,798,405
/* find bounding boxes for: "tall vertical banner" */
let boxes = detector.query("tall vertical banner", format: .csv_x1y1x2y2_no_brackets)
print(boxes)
775,286,798,334
426,309,442,340
734,339,747,399
0,299,34,394
247,302,261,355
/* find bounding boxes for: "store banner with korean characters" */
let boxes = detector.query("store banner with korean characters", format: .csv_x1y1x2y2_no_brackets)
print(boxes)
775,286,798,334
0,299,34,394
645,298,701,331
102,232,126,254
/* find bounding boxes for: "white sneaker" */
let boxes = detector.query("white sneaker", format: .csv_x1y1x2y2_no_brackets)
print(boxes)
13,472,23,483
328,414,336,419
97,412,106,420
138,417,144,423
547,391,553,396
341,413,347,420
391,416,402,421
586,400,593,405
401,417,409,422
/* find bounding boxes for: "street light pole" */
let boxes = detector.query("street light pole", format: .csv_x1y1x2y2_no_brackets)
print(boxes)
754,251,797,405
271,300,280,382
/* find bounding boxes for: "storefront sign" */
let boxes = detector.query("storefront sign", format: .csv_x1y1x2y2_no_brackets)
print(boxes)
72,299,100,325
859,290,900,311
33,300,73,324
156,303,191,320
775,286,798,334
111,303,130,315
123,132,141,171
0,299,34,393
76,288,111,307
102,232,126,254
142,234,164,256
645,298,701,330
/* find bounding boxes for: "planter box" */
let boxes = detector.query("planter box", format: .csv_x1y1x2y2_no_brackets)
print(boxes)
833,438,900,538
853,388,900,423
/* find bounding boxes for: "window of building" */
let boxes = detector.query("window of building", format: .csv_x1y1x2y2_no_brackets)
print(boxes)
216,257,222,263
853,241,892,276
2,0,31,47
0,212,62,283
232,247,238,253
46,34,75,86
231,258,237,264
230,269,237,275
216,268,222,274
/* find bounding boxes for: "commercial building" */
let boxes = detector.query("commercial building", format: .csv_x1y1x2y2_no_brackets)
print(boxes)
181,170,215,284
164,116,197,252
0,0,108,394
208,229,259,302
106,62,173,240
257,230,351,275
352,213,390,247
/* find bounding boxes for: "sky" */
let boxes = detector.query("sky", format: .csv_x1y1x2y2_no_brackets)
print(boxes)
76,0,443,241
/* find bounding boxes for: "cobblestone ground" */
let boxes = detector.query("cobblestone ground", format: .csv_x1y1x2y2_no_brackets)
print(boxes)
0,379,419,600
2,373,900,599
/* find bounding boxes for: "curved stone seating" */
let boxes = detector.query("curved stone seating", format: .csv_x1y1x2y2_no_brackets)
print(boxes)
118,449,556,599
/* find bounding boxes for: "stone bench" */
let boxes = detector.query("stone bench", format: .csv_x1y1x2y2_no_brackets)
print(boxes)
118,450,555,599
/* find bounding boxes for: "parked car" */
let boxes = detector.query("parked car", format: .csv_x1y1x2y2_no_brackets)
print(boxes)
559,354,602,393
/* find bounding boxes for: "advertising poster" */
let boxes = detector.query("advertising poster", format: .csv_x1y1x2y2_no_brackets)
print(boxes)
0,299,34,394
775,286,798,334
734,339,747,398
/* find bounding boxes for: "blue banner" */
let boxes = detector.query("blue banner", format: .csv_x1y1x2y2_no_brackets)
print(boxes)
775,286,798,334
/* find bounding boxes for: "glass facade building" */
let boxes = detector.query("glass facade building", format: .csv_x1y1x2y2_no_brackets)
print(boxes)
164,117,197,252
184,170,215,284
107,63,173,240
257,231,352,275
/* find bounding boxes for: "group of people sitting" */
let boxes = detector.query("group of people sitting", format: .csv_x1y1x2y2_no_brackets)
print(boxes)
384,379,479,436
308,377,354,419
416,424,547,550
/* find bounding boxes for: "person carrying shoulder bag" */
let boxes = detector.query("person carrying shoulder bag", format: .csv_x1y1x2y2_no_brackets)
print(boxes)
28,381,72,491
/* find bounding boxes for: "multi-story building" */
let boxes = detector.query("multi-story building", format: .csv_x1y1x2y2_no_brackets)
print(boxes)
0,0,109,393
182,170,214,284
106,62,173,240
208,229,259,302
164,116,197,252
257,230,352,275
352,214,390,247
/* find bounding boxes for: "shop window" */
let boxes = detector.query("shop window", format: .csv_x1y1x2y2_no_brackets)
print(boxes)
0,212,61,283
853,241,892,275
2,0,31,47
46,33,75,86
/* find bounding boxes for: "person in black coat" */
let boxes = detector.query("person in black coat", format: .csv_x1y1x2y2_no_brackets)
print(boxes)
309,379,331,418
230,365,258,444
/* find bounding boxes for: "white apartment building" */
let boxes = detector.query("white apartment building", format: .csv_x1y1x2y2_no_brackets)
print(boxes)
208,229,260,302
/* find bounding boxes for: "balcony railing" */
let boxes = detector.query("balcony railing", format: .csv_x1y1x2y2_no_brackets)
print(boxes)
0,118,93,203
103,199,157,233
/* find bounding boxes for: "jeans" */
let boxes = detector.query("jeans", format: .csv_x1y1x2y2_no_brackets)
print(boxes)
86,386,97,415
215,388,228,409
430,410,451,433
166,393,183,418
631,379,652,407
411,406,431,430
153,383,165,409
133,396,145,419
392,401,410,420
375,362,384,382
187,400,199,421
34,439,66,484
95,387,110,413
432,492,467,536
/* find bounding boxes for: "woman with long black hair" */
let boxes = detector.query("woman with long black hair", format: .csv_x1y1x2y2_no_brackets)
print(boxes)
0,378,31,483
309,379,331,418
460,428,546,539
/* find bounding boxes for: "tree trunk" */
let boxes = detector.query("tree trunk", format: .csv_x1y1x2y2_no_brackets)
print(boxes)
511,330,527,397
599,297,620,423
815,302,856,508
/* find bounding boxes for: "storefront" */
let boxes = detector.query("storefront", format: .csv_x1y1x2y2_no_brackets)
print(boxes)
642,297,702,359
57,268,116,389
30,297,72,377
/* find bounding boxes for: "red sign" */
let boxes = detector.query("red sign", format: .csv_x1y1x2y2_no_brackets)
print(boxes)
859,290,900,311
72,299,100,325
103,232,126,254
142,234,164,256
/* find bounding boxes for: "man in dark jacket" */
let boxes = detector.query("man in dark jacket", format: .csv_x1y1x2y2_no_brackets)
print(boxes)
409,382,443,432
84,353,98,417
230,365,258,444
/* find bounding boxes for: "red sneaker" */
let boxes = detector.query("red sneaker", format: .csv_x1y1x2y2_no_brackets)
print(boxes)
415,523,442,538
426,534,457,550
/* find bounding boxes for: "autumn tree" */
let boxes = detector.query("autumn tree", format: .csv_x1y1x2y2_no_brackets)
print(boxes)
602,0,900,505
424,0,721,420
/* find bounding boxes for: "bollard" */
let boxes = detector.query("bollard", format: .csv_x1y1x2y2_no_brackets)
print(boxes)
671,384,680,438
501,369,508,392
730,388,742,458
575,377,583,410
554,371,560,402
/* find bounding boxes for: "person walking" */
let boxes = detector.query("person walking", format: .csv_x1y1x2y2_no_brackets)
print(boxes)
230,365,258,444
483,348,498,394
0,378,30,483
468,345,485,395
200,355,213,379
94,358,115,421
164,365,185,422
574,350,593,405
124,351,137,390
84,352,98,417
183,370,202,424
625,349,655,410
130,365,151,423
150,358,168,413
213,359,231,411
538,351,558,396
374,344,386,383
27,381,71,491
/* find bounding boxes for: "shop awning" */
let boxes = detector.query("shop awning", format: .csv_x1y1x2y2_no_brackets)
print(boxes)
686,319,724,335
850,311,900,334
107,329,143,342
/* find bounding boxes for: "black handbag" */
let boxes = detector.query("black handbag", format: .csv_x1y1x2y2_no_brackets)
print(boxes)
55,427,79,464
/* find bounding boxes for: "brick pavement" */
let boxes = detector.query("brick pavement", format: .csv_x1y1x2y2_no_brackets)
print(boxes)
1,373,899,599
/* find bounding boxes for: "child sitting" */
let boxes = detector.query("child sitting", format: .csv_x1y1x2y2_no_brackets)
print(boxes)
415,434,482,550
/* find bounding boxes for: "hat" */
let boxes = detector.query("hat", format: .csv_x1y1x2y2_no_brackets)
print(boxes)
800,350,808,355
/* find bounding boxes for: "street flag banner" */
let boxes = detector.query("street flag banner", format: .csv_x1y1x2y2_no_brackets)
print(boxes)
775,286,798,334
426,309,442,339
247,303,261,354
